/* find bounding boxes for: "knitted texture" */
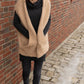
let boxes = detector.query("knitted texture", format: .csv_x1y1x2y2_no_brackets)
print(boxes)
14,0,51,58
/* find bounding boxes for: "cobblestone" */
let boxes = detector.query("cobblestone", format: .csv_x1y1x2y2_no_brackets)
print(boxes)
39,22,84,84
41,75,51,81
20,22,84,84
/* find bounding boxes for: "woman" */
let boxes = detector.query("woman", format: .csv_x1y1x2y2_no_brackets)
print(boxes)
13,0,51,84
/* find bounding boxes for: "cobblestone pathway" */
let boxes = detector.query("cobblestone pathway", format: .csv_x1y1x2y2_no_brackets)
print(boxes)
20,22,84,84
40,22,84,84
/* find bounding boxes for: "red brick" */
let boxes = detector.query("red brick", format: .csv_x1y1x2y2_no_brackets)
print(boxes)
0,25,1,30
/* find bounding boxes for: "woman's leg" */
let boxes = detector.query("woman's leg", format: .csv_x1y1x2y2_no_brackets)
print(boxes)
21,60,31,84
33,60,44,84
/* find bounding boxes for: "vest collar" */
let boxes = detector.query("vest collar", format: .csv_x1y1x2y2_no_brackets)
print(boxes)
23,0,51,37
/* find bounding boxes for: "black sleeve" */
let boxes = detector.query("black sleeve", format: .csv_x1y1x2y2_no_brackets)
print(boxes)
13,11,29,39
43,14,51,35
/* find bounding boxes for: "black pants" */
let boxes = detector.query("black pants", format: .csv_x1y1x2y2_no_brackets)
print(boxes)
21,58,44,84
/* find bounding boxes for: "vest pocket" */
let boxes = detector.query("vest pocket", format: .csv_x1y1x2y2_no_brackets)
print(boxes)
42,31,49,44
17,31,29,48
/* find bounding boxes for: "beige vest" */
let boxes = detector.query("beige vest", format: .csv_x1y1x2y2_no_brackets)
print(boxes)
14,0,51,58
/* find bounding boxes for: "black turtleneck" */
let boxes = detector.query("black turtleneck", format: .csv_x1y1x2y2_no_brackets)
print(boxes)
26,0,42,9
26,0,43,34
13,0,51,61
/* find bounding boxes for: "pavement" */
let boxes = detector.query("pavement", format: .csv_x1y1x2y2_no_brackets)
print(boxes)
20,22,84,84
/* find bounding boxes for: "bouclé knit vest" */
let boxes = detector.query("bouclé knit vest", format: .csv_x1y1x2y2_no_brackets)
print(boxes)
14,0,51,58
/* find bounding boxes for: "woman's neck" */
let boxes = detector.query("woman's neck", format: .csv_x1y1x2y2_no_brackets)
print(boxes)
29,0,38,4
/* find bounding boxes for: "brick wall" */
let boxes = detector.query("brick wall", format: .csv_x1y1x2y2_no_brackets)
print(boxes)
0,0,84,84
48,0,84,56
0,0,22,84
